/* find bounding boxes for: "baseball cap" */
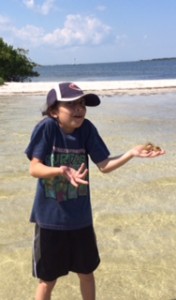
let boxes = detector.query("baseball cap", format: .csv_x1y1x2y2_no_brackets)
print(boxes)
46,82,100,107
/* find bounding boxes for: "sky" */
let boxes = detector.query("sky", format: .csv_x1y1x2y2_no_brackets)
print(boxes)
0,0,176,65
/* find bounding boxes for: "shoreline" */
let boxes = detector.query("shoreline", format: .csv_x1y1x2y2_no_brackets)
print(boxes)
1,79,176,96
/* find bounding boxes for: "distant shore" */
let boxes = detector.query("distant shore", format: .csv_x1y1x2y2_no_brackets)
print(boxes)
1,79,176,96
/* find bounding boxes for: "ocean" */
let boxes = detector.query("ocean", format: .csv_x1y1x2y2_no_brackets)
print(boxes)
33,58,176,82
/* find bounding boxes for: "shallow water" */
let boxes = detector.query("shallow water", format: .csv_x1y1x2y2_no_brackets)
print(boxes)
0,93,176,299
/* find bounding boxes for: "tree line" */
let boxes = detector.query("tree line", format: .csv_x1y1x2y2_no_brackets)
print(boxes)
0,38,39,84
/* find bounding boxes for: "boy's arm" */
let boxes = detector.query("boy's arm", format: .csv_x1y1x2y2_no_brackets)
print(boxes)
29,158,63,178
29,158,88,187
97,145,165,173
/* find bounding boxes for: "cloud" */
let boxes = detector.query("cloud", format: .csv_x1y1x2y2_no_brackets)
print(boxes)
0,14,44,46
12,25,45,46
23,0,35,9
96,5,107,12
0,15,12,31
23,0,55,15
43,14,111,46
0,14,111,49
115,34,128,45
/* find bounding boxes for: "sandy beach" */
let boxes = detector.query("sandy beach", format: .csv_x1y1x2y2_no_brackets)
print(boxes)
1,79,176,96
0,90,176,300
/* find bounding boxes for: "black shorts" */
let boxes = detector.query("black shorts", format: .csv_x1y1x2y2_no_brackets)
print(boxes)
33,224,100,281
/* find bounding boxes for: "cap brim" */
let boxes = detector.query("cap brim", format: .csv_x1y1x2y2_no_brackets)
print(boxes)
54,93,100,107
84,94,100,106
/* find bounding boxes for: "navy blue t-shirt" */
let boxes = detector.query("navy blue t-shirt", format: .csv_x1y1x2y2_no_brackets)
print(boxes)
25,117,110,230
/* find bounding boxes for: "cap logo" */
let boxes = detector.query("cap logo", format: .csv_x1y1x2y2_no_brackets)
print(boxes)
69,83,82,92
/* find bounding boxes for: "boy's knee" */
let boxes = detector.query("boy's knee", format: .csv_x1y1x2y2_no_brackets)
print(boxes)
77,273,94,282
39,279,57,292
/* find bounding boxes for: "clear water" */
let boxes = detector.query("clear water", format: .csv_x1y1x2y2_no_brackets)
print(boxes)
0,93,176,299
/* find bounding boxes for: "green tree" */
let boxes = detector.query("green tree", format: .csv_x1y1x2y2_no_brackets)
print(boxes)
0,38,39,82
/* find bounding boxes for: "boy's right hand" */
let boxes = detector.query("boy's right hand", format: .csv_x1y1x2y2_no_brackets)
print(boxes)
60,163,89,188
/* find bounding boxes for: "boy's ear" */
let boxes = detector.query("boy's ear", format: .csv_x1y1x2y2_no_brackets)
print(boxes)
50,111,57,119
49,107,59,118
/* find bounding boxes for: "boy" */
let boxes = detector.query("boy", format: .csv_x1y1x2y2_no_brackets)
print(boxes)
25,82,165,300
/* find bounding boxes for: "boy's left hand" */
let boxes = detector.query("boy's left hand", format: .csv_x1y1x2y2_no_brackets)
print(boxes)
132,143,166,158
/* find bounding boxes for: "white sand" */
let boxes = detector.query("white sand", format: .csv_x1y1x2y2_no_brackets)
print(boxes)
1,79,176,96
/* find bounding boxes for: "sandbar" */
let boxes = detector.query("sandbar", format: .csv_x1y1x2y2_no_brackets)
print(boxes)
1,79,176,96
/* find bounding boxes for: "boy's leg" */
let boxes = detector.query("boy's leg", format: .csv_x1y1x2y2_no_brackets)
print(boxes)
77,273,95,300
35,280,57,300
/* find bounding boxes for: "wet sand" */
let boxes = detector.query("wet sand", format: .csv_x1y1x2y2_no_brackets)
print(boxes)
0,91,176,299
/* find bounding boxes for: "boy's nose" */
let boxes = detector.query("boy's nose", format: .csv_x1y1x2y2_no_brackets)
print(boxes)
74,104,84,110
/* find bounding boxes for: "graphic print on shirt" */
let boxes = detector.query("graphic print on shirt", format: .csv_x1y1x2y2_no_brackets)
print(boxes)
42,149,88,202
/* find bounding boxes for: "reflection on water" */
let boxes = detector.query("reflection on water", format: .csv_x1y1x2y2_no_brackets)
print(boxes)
0,93,176,300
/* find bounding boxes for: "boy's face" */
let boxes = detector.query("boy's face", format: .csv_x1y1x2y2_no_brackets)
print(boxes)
53,98,87,133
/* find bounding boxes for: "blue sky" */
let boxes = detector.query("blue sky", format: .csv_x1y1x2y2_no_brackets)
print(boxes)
0,0,176,65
